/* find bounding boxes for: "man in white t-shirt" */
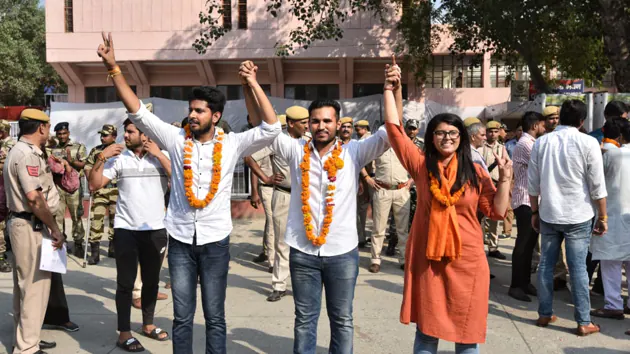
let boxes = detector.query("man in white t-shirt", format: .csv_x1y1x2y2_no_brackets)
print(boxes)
88,119,171,351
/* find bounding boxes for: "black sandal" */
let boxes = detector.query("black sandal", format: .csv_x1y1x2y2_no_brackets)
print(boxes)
142,327,170,342
116,337,145,352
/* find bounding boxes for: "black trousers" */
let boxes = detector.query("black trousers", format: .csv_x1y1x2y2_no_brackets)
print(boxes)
510,205,539,289
43,272,70,325
114,228,168,332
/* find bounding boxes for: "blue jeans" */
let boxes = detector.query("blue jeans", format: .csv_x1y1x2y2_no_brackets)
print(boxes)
413,329,479,354
168,235,230,354
538,220,592,326
290,247,359,354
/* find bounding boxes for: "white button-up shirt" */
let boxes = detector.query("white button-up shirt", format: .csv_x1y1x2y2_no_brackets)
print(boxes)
528,125,607,225
128,103,281,245
272,127,389,257
103,150,170,231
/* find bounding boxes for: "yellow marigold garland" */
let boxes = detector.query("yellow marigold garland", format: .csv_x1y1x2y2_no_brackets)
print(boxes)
182,125,224,209
301,140,344,246
429,173,467,207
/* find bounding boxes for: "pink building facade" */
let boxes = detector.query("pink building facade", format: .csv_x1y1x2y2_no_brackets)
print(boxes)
46,0,608,107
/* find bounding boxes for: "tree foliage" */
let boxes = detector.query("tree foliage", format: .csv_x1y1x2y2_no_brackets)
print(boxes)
440,0,609,93
194,0,623,93
0,0,62,106
194,0,441,82
598,0,630,92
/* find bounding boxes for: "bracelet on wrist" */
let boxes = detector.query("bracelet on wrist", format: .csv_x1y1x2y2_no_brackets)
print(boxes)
598,215,608,221
532,210,539,215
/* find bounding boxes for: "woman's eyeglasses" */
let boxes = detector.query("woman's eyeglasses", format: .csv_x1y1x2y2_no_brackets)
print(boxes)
433,130,460,139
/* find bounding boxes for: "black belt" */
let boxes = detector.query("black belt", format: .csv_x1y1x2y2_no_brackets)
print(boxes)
10,211,33,221
274,185,291,193
260,184,273,188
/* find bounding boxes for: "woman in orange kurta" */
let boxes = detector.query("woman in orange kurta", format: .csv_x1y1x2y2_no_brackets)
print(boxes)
382,62,512,353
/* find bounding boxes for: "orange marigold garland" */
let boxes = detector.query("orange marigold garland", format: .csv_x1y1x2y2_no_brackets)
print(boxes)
301,140,344,246
182,125,224,209
429,173,467,207
602,137,621,148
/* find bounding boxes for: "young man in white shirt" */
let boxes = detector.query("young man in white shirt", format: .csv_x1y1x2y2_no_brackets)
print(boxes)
528,99,608,336
88,119,171,351
96,33,281,353
269,99,389,353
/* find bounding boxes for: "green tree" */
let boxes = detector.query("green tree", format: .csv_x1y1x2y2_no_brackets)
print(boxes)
0,0,62,106
193,0,617,93
194,0,441,82
598,0,630,92
440,0,609,93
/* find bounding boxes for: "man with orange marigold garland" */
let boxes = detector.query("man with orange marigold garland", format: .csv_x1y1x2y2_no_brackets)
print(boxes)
269,98,390,353
96,32,281,354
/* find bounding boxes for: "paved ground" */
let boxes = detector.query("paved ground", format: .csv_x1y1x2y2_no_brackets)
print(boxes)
0,217,628,353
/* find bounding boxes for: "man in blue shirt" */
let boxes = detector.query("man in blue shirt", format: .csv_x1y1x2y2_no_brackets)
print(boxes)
589,100,628,143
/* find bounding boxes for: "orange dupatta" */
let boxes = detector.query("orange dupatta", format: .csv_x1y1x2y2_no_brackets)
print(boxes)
426,155,466,261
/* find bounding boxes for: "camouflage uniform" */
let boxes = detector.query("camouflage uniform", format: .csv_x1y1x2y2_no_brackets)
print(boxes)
0,123,16,264
85,129,118,244
49,139,87,243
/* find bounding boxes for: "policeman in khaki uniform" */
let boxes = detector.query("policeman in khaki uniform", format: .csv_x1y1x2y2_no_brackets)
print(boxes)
355,120,373,248
482,120,511,260
368,136,412,273
84,124,118,265
248,116,278,268
4,109,63,354
247,106,310,302
0,119,16,272
49,122,87,257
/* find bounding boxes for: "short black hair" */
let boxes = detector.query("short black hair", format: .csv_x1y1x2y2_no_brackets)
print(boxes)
559,100,587,128
308,99,341,120
181,117,188,127
188,86,227,114
619,119,630,143
521,111,545,132
18,120,44,139
604,100,628,119
602,119,621,140
123,119,142,134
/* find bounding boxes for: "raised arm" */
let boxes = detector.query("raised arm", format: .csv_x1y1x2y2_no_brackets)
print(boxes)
383,58,424,180
144,140,171,178
97,32,179,149
240,61,277,127
234,61,281,157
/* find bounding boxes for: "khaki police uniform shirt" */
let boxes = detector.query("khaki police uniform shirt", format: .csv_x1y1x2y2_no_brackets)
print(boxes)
481,140,509,182
374,147,409,186
49,139,87,176
359,132,375,175
251,139,292,190
3,139,59,214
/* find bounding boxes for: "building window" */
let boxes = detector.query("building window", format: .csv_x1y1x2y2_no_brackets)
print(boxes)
64,0,73,33
150,85,270,101
284,85,339,100
86,86,136,103
490,57,530,88
237,0,247,29
150,86,195,101
222,0,232,29
216,85,271,100
353,84,408,98
425,55,482,89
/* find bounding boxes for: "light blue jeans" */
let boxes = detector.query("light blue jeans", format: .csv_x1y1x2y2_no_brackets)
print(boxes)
290,247,359,354
537,219,593,326
413,329,479,354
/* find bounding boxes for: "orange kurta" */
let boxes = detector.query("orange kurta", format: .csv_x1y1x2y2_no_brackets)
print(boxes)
386,122,504,344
